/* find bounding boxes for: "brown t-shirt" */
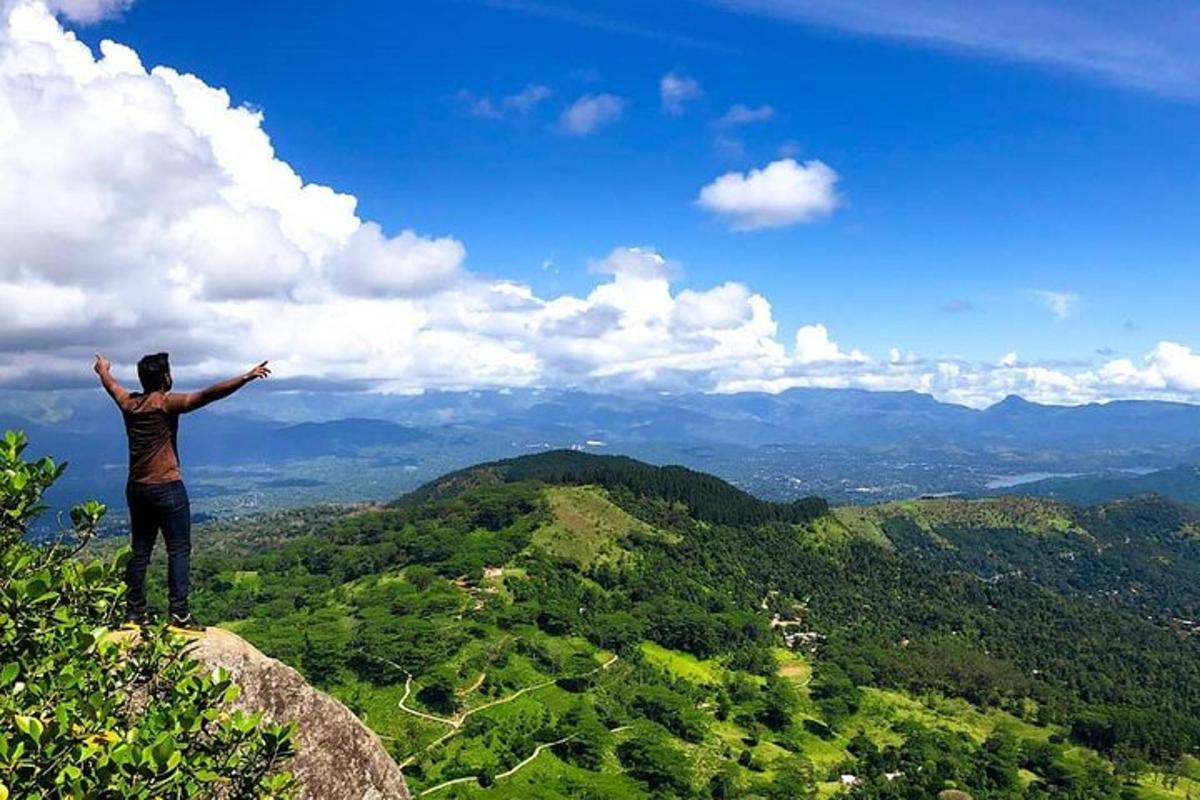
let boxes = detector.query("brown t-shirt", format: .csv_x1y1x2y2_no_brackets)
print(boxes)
118,391,187,484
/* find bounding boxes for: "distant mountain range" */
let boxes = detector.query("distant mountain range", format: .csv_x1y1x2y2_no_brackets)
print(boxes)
5,387,1200,516
12,386,1200,451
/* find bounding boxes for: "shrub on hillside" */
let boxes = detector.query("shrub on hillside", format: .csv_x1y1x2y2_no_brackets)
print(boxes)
0,430,296,799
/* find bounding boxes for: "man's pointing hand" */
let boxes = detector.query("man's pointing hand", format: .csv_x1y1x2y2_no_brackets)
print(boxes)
245,361,271,381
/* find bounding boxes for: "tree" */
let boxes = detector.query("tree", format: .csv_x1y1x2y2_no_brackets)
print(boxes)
761,755,817,800
617,722,694,797
0,430,297,799
560,698,612,770
758,676,799,732
634,685,709,743
981,730,1021,790
709,764,743,799
417,665,460,715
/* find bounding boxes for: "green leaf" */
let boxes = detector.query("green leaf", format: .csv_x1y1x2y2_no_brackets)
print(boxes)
14,715,43,743
0,663,17,687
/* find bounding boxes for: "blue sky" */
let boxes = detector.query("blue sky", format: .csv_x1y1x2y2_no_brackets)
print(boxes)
2,0,1198,404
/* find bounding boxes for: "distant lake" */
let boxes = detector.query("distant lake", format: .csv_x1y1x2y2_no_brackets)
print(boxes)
985,471,1082,489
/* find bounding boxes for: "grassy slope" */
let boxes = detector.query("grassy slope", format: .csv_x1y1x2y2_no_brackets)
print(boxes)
532,485,657,567
826,496,1082,543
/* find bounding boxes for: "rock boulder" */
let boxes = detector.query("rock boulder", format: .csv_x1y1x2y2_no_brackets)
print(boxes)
186,627,410,800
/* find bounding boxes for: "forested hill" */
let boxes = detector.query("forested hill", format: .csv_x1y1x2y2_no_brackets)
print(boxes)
828,494,1200,621
408,449,828,526
178,454,1200,799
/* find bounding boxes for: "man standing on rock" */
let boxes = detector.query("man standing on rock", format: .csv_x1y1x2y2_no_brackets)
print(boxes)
95,352,271,631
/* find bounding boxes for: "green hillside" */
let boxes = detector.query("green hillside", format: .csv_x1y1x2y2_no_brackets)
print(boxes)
165,451,1200,799
831,494,1200,621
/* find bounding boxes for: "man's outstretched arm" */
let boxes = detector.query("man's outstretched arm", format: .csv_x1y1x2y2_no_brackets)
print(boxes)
94,353,133,410
169,361,271,414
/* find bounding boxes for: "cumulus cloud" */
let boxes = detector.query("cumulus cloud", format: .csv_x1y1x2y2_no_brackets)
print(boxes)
588,247,677,282
673,283,753,331
697,158,840,230
660,71,701,115
0,3,798,394
559,93,625,135
327,223,466,298
793,324,867,364
44,0,127,23
711,345,1183,408
1098,342,1200,394
3,0,1200,408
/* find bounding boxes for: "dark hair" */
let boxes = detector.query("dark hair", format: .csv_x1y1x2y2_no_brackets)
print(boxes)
137,352,171,393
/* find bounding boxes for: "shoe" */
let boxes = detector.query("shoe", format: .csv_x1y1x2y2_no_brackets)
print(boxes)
168,613,206,634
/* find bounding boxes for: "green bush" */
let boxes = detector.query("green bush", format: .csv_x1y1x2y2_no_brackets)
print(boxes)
0,430,297,799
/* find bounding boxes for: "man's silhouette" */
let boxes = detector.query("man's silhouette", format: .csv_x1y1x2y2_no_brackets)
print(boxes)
95,352,270,630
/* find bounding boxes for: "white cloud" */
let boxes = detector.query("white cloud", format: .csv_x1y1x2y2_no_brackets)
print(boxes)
44,0,127,23
4,1,1200,409
503,83,552,113
660,71,701,115
1031,290,1079,319
697,158,840,230
327,223,466,298
1097,342,1200,394
715,103,774,126
559,93,625,135
588,247,676,282
0,4,789,394
673,283,754,331
460,84,552,119
794,324,867,364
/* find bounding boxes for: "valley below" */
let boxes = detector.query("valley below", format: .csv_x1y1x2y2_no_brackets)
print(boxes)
114,449,1200,799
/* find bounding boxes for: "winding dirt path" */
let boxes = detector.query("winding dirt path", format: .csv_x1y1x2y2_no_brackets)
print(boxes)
458,671,486,697
391,653,619,768
418,726,629,796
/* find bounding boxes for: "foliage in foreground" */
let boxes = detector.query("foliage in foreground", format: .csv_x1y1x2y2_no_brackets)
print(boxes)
0,430,297,799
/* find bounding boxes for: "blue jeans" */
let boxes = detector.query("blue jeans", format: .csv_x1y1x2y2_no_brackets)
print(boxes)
125,480,191,618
